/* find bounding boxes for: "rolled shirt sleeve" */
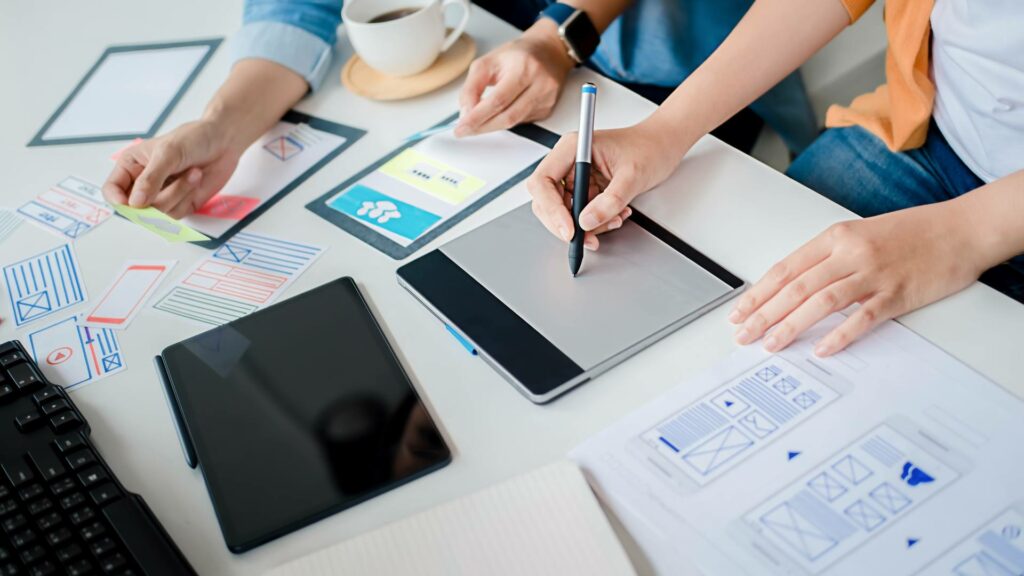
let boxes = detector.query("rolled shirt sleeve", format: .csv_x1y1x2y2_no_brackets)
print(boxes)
839,0,875,23
232,0,344,91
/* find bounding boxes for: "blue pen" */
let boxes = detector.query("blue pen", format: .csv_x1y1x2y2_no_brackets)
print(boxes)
569,83,597,277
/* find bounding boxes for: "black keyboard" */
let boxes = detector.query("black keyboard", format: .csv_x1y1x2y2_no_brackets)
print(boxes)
0,340,195,576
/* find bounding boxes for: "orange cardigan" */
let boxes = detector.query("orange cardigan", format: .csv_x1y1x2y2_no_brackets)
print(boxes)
826,0,935,151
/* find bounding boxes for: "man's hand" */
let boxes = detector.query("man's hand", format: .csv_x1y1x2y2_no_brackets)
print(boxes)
729,202,987,356
455,20,575,137
102,120,242,218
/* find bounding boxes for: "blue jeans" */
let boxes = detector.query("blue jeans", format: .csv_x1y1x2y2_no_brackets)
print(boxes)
787,122,1024,303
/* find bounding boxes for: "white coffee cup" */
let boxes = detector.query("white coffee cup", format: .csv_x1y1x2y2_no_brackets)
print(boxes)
343,0,471,77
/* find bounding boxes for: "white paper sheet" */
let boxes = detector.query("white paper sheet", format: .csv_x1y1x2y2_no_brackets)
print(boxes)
42,45,211,140
570,313,1024,575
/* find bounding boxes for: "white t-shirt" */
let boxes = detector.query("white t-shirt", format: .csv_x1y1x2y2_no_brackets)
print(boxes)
931,0,1024,183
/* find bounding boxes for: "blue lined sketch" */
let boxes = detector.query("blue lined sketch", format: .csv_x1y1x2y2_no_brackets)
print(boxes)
640,356,839,485
3,244,88,326
793,390,822,409
863,434,905,467
744,424,959,572
917,509,1024,575
214,232,322,275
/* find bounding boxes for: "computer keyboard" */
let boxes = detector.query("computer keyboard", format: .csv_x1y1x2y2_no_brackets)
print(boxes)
0,340,195,576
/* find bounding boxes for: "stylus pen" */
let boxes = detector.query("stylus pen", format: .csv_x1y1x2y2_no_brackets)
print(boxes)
569,82,597,277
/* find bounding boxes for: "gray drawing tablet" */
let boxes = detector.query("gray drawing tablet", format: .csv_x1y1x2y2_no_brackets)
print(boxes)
397,203,745,403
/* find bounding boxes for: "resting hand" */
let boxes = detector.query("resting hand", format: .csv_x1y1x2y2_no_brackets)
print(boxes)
729,203,985,356
102,119,242,218
454,21,574,137
526,121,689,249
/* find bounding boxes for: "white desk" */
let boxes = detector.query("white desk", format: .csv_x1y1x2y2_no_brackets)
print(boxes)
2,2,1022,574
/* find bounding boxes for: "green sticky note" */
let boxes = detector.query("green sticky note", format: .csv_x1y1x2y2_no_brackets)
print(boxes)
113,205,209,243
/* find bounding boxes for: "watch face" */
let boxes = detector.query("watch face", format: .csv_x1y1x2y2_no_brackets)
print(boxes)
561,11,600,62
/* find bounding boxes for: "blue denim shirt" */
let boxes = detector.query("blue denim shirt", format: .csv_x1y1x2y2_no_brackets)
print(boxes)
234,0,818,151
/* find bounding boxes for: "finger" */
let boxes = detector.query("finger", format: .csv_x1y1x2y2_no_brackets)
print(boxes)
151,167,202,217
734,258,848,345
760,275,864,352
527,134,578,241
729,233,833,325
587,206,633,236
813,295,896,356
129,144,185,207
102,159,143,205
472,87,539,133
455,73,528,137
458,59,495,118
578,171,640,231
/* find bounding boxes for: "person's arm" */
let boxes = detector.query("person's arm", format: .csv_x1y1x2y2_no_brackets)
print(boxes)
455,0,633,136
730,170,1024,356
102,0,342,217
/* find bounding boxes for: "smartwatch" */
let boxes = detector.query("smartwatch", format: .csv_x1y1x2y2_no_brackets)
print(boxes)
537,3,600,64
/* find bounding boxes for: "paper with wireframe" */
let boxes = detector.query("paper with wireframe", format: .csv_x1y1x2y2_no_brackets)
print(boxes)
3,244,88,327
83,260,175,329
152,232,324,325
18,177,113,240
26,316,125,390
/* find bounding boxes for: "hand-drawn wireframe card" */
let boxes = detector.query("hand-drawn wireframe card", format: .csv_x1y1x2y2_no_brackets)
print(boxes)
307,114,557,260
29,39,221,147
0,208,23,244
3,244,88,327
18,177,113,240
27,315,126,391
83,260,176,330
179,111,365,249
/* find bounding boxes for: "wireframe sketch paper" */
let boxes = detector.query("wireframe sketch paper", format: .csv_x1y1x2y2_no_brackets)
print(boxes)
18,177,113,240
3,244,88,327
27,315,125,391
152,232,324,325
0,208,23,244
570,314,1024,576
263,461,636,576
30,39,220,146
83,260,176,330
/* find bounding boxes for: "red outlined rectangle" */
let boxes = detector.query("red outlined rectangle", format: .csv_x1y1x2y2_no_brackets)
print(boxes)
196,194,260,220
182,261,286,304
37,188,113,225
84,261,175,328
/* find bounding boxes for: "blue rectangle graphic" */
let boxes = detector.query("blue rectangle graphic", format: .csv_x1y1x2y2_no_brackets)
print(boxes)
328,184,441,241
3,244,87,326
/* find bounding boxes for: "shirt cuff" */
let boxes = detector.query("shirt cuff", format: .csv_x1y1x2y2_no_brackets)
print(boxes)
231,21,334,91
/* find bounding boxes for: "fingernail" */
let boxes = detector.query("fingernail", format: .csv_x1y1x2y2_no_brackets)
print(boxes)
608,219,622,231
624,207,633,218
584,237,598,250
814,342,832,357
735,327,751,344
579,213,599,230
728,309,742,324
453,125,467,137
187,168,202,185
763,334,779,352
558,225,571,242
459,105,469,119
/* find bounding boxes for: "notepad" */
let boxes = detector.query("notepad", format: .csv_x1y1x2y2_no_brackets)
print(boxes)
263,461,636,576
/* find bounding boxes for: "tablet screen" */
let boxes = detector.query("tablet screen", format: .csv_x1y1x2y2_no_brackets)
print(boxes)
161,278,450,551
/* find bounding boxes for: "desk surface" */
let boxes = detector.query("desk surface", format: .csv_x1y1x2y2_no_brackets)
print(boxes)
2,2,1022,574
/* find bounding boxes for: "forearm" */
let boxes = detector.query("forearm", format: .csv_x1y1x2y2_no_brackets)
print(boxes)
520,0,632,64
646,0,850,155
201,59,307,152
956,170,1024,270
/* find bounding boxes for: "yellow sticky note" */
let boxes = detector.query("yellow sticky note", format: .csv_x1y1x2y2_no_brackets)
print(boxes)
113,205,209,243
379,149,485,205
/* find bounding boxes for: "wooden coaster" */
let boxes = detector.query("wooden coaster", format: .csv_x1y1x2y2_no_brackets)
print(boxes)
341,33,476,101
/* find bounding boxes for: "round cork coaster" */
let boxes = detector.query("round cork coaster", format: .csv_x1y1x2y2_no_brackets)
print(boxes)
341,33,476,101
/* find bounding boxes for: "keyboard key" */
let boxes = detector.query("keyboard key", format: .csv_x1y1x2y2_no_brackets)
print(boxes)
15,410,44,432
0,383,14,404
0,487,7,499
0,546,7,561
0,564,15,576
18,485,43,501
11,528,36,548
90,485,120,507
99,553,126,573
0,352,25,367
32,387,60,405
56,543,83,562
1,458,34,487
78,468,109,489
29,561,57,576
36,511,60,531
8,363,42,391
67,451,97,471
45,527,72,547
40,399,70,416
54,434,86,454
27,498,52,516
19,543,45,564
81,522,106,541
50,412,82,433
28,449,65,482
2,514,26,533
67,559,93,576
0,500,17,517
89,536,117,557
60,493,86,510
50,477,76,496
69,507,95,526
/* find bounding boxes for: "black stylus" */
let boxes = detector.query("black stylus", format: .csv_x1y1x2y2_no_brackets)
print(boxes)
570,83,597,277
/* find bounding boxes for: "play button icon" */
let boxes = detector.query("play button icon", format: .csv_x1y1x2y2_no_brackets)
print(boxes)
46,346,73,366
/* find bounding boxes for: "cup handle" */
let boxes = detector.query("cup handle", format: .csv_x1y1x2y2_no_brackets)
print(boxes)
439,0,471,52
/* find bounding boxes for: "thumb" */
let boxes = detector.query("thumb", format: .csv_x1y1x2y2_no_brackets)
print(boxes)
579,171,639,231
128,143,185,208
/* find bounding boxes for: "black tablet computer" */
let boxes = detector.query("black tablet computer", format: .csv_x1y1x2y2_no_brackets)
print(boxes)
155,278,451,552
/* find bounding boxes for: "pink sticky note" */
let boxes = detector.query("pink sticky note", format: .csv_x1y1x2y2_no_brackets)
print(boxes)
110,138,144,161
195,195,260,220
